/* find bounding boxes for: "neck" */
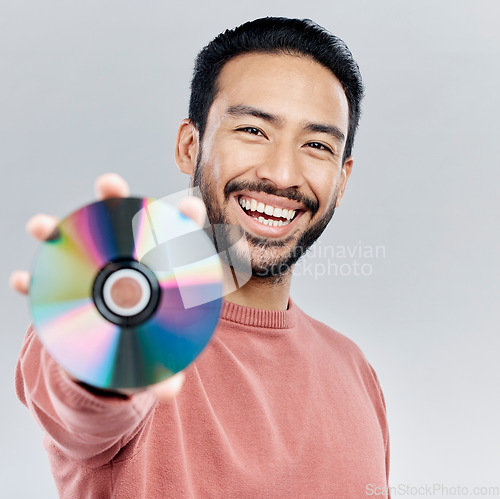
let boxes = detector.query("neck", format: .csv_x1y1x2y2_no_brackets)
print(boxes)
221,265,292,311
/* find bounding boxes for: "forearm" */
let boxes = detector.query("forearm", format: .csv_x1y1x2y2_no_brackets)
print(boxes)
15,323,157,465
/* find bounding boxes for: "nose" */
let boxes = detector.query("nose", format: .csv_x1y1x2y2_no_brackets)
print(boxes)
254,140,306,190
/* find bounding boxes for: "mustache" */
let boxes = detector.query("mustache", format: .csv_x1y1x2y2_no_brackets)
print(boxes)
224,179,319,216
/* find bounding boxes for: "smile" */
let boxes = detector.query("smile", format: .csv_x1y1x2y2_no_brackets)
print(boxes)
238,195,298,227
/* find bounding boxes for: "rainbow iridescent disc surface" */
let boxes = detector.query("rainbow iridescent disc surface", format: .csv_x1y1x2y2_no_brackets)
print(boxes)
29,197,223,390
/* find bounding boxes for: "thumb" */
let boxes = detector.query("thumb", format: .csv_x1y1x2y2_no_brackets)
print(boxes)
148,371,186,402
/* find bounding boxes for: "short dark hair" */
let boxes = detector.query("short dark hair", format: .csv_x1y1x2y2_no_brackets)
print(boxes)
189,17,364,164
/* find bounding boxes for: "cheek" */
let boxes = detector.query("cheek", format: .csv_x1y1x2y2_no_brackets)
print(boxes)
206,138,268,182
327,179,341,203
305,168,342,213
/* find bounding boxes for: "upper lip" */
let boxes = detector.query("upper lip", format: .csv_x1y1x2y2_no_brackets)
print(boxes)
234,191,306,212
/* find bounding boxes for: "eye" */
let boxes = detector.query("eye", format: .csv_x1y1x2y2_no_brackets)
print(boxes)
306,142,334,154
236,126,266,137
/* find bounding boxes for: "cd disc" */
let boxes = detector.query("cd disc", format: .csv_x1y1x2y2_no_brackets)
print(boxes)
29,197,223,390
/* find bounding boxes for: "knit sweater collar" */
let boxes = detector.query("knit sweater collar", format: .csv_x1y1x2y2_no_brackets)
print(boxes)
219,297,297,329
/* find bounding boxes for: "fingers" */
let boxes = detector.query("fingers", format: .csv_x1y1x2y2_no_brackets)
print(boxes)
9,270,30,295
26,214,60,241
24,173,129,244
176,196,207,228
148,371,186,402
95,173,130,200
10,214,60,296
15,177,203,301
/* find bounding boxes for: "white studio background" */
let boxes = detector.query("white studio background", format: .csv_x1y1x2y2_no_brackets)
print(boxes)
1,1,499,497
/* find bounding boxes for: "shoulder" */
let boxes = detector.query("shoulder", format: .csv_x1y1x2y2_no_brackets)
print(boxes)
294,303,366,361
293,302,386,400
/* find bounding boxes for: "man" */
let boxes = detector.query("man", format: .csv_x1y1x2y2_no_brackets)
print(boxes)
11,17,390,497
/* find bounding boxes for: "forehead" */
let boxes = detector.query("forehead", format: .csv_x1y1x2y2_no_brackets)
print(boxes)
210,52,349,131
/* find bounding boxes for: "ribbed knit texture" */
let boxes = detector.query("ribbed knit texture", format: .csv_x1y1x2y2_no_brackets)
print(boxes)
220,299,295,329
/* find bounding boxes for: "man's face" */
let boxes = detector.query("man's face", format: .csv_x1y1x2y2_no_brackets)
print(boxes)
189,52,352,282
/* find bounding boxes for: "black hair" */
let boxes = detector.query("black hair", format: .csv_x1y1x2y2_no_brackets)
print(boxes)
188,17,364,163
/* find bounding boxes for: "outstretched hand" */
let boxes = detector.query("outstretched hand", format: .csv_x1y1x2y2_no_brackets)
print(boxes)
9,172,207,402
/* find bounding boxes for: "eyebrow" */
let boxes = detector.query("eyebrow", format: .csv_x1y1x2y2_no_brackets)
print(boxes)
304,122,345,144
226,105,283,125
225,104,345,144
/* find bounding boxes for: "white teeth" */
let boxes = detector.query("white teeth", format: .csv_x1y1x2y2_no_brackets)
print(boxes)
264,205,274,216
252,216,291,227
239,196,298,221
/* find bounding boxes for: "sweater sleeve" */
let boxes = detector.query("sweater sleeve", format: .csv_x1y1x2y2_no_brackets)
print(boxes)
15,323,157,467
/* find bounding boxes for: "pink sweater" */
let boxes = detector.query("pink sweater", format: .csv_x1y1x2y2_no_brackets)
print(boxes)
16,298,390,498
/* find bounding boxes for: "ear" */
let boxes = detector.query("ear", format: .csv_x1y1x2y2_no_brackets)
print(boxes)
335,156,353,208
175,119,199,176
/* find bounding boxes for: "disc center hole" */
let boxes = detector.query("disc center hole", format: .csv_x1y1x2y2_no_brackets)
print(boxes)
110,276,143,309
101,267,152,318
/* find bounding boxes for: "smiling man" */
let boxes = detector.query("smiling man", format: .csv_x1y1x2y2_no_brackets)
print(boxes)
13,17,390,498
177,45,352,308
